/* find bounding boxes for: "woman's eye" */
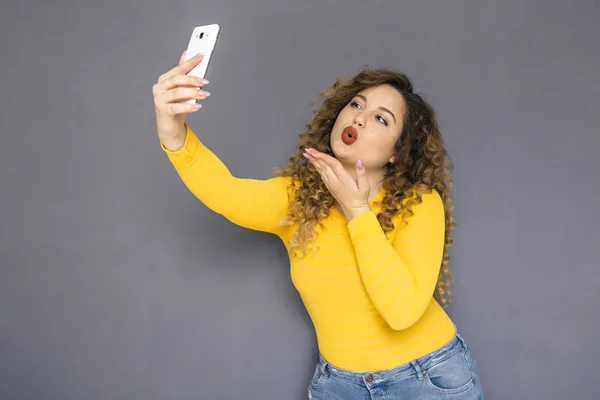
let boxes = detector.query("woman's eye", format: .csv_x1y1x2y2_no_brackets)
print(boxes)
350,101,387,125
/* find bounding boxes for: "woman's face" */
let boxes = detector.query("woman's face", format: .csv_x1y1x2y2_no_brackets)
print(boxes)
330,84,406,169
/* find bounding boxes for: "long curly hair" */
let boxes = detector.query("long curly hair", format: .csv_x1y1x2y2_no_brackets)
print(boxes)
273,65,456,308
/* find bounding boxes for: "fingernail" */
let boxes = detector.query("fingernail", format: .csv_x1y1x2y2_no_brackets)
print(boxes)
357,160,364,169
198,89,210,96
197,78,209,84
195,52,204,58
191,103,202,109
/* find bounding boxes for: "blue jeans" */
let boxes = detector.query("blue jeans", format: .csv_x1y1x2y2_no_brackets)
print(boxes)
308,333,484,399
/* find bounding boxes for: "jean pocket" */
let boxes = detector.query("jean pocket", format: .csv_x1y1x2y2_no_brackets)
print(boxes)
423,348,476,394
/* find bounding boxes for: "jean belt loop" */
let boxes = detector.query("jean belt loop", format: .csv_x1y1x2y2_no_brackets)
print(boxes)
410,360,425,381
319,359,329,377
455,332,468,350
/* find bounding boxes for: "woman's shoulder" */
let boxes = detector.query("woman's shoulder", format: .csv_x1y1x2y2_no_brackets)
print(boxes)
420,187,443,205
390,186,444,218
400,186,443,204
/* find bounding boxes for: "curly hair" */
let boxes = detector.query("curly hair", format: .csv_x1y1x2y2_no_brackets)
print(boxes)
273,65,456,308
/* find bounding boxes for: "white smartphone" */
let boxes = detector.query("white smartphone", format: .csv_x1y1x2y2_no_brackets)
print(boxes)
182,23,220,104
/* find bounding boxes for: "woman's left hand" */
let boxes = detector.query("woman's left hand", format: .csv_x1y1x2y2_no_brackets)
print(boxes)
304,148,371,220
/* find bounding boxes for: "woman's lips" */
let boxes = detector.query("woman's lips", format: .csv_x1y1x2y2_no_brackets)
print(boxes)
342,126,358,145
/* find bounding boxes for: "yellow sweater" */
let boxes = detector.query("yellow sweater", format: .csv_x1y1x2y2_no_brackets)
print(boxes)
162,124,456,372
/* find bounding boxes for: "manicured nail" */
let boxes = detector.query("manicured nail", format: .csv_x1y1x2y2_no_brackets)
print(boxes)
357,160,364,169
191,103,202,109
197,78,209,84
197,89,210,96
195,52,204,58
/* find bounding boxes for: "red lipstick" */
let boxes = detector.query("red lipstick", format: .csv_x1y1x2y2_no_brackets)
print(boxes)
342,126,358,145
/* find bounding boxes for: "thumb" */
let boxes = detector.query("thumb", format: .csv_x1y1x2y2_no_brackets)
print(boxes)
355,160,370,195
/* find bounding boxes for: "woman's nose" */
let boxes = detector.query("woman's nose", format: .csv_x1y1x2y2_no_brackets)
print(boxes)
353,114,365,127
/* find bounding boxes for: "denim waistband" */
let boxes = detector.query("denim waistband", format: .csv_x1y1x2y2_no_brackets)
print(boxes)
317,332,468,385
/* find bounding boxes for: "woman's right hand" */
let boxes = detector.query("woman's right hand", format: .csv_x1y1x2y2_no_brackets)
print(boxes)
153,52,211,151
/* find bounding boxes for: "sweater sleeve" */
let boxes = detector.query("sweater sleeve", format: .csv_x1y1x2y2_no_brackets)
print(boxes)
161,124,290,235
347,190,446,330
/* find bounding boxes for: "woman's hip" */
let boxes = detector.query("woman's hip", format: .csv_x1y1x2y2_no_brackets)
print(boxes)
308,332,484,399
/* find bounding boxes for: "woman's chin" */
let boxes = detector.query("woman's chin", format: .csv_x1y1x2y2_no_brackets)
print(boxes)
332,140,354,160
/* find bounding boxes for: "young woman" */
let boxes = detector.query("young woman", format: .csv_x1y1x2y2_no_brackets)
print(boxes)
152,52,484,399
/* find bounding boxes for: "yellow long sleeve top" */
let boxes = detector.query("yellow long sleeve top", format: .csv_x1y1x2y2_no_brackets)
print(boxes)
162,124,456,372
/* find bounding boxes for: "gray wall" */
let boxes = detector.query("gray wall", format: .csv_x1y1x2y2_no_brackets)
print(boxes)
1,0,599,399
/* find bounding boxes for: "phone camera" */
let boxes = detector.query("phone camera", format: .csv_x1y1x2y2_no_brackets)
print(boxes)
200,32,204,38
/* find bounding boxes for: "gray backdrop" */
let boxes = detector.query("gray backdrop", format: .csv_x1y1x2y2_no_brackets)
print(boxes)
1,0,599,399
